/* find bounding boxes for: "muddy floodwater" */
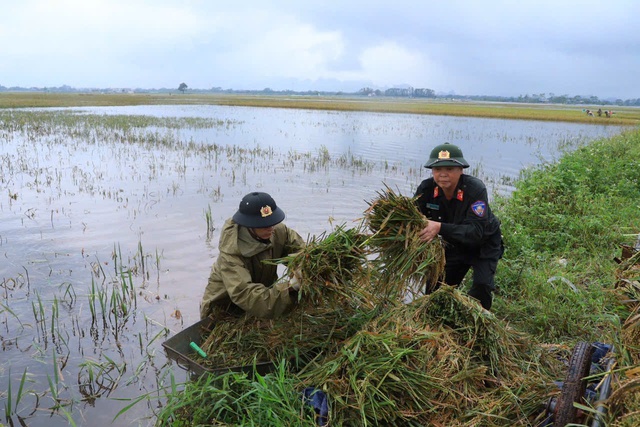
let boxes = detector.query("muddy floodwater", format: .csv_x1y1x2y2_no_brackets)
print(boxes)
0,105,627,426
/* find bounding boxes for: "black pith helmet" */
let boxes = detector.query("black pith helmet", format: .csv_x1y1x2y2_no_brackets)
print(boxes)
424,142,470,169
232,192,285,228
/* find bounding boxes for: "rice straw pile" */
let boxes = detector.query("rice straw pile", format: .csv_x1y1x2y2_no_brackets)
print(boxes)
363,185,445,296
298,286,564,426
412,286,528,376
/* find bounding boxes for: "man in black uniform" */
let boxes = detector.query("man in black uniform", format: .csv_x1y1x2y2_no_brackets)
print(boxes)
414,143,503,310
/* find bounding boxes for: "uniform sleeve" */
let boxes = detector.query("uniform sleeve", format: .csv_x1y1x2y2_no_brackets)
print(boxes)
439,186,492,247
284,226,306,254
217,251,293,319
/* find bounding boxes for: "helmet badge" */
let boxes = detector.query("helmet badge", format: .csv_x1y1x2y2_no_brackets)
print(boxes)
438,150,450,159
260,205,273,218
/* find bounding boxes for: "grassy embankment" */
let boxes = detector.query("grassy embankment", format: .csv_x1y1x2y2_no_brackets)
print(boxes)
1,92,640,125
495,128,640,341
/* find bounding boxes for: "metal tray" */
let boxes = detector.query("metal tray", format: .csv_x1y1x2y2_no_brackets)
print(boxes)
161,317,275,378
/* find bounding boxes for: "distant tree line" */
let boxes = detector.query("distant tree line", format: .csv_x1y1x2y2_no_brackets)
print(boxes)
357,86,436,98
1,83,639,106
354,88,639,107
460,92,639,107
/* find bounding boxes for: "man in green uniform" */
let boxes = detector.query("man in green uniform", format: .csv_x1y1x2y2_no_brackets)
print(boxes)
414,143,503,310
200,192,305,319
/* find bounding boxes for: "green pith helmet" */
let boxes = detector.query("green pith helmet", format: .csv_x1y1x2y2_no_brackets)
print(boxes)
424,142,470,169
232,192,285,228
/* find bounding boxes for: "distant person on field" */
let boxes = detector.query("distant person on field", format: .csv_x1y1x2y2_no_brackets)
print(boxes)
200,192,305,319
414,143,503,310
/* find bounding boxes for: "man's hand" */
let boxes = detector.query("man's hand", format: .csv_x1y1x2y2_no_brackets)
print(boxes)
419,220,441,243
290,267,303,280
289,275,301,291
288,268,303,291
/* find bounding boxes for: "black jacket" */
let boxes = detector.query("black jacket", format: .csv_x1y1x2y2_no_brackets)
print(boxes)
414,174,502,259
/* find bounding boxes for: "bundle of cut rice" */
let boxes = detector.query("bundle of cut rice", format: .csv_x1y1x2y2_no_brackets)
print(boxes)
286,224,372,308
363,185,445,297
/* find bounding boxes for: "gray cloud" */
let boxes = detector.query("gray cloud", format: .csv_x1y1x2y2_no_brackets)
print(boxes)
1,0,638,99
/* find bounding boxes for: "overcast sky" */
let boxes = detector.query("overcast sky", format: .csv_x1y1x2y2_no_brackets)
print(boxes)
2,0,638,99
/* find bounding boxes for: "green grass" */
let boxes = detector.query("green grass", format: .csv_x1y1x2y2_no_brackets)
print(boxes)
154,361,318,427
2,92,639,125
493,128,640,344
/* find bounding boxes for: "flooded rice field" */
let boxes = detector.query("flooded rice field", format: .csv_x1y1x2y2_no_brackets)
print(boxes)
0,105,626,425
